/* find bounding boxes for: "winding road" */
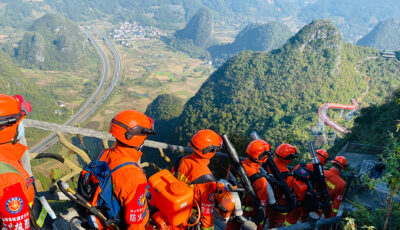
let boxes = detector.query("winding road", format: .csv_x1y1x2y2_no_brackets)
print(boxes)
30,26,121,153
318,99,359,133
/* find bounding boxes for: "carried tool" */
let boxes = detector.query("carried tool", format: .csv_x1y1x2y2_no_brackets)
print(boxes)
222,134,265,225
250,132,296,213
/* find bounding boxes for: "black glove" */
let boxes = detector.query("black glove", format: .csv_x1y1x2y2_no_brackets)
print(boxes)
251,205,265,226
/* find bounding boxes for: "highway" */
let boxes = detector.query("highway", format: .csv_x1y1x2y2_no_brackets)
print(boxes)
30,26,120,153
318,99,359,133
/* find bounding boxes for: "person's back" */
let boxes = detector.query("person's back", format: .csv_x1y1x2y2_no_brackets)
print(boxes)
267,143,298,228
324,157,347,218
284,149,329,226
0,94,34,230
174,129,222,230
96,109,155,229
98,143,149,229
226,139,270,230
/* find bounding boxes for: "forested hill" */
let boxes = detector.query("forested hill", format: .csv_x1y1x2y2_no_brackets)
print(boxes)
15,13,94,71
0,49,63,122
208,22,292,66
356,19,400,51
168,7,213,58
174,7,212,48
152,20,400,152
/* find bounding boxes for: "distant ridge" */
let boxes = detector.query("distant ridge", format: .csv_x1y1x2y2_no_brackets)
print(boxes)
208,22,292,66
357,19,400,51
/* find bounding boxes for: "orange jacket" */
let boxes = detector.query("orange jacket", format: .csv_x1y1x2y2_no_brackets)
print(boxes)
324,168,346,217
241,159,268,213
174,154,216,230
99,143,149,230
0,143,35,230
242,158,268,229
271,157,293,205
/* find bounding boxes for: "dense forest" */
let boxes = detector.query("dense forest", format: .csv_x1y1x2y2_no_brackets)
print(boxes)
15,14,96,71
208,22,292,66
357,19,400,51
148,20,400,154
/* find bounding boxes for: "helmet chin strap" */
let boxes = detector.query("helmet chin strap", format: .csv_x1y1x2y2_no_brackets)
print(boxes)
11,128,19,144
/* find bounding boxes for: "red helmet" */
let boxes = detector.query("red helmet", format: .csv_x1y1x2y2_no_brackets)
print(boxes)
316,149,329,165
275,143,298,164
0,95,31,144
331,156,347,170
246,139,271,163
190,129,222,159
109,110,155,147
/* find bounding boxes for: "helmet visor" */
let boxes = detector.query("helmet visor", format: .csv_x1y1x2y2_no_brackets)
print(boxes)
111,118,155,140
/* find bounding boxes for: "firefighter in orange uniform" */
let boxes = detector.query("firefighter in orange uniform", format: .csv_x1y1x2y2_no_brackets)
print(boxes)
0,94,34,230
284,149,329,226
173,129,223,230
324,156,347,218
97,110,155,229
267,143,298,228
225,139,271,230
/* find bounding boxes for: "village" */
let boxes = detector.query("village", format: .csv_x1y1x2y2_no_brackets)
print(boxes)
109,21,168,47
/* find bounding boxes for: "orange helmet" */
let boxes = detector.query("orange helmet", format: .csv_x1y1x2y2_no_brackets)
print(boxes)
316,149,329,165
0,94,31,144
109,110,155,147
190,129,222,159
331,156,348,170
275,143,298,164
215,182,235,222
246,139,271,163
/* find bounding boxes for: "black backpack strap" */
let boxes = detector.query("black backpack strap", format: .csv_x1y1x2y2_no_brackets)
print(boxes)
190,174,216,185
248,172,264,184
280,171,291,179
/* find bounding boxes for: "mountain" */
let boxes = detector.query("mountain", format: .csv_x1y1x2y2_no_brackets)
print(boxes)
298,0,400,42
153,20,400,152
168,7,213,58
356,19,400,51
208,22,292,66
145,94,184,141
0,49,63,122
145,94,184,121
15,13,93,71
174,7,213,48
181,0,308,26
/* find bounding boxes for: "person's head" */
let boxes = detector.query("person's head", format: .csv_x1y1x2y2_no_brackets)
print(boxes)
246,139,271,164
109,110,155,148
316,149,329,166
0,94,31,144
275,143,298,164
190,129,222,159
331,156,348,171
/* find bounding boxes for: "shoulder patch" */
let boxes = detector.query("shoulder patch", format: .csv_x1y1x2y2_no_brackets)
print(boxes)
5,197,23,214
208,192,215,202
25,176,34,189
